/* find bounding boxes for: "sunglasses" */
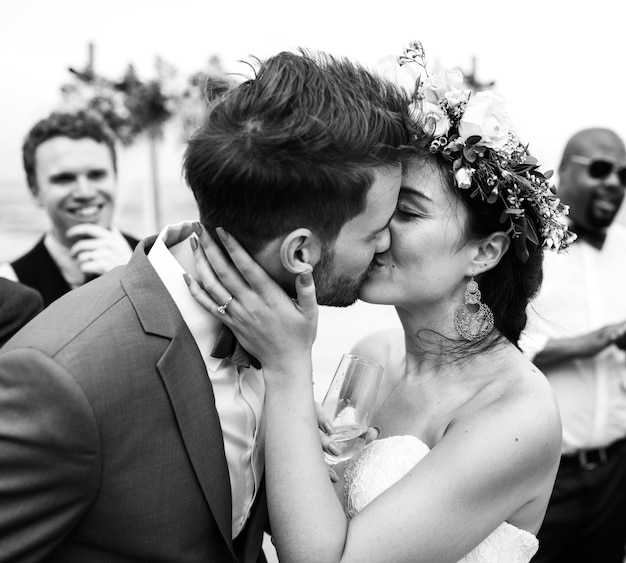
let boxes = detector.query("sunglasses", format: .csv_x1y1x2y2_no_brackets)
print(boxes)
569,155,626,186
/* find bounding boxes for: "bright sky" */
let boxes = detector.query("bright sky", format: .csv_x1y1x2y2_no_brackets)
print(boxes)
1,0,624,183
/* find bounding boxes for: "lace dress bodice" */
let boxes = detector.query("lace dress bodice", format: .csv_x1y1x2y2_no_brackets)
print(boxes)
343,435,538,562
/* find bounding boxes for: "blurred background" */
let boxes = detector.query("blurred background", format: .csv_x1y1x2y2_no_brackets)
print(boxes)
3,0,625,394
0,0,626,399
2,1,624,560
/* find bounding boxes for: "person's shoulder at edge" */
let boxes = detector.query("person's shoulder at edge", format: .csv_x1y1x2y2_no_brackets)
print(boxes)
350,327,404,365
0,262,18,282
0,278,43,347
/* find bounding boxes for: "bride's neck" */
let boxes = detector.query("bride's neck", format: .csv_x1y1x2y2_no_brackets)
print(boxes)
397,306,490,376
398,305,457,347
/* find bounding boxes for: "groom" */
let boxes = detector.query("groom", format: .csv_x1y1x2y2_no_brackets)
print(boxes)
0,49,412,561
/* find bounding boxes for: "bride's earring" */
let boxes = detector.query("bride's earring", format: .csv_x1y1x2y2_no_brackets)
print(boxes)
454,277,494,342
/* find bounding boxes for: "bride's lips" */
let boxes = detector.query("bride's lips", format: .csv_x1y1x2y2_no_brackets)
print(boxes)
366,256,388,277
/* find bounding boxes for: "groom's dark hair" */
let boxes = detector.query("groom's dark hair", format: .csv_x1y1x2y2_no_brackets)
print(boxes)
183,49,413,254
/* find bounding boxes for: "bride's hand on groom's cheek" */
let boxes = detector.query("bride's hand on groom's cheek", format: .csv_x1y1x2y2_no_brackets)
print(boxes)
184,223,318,370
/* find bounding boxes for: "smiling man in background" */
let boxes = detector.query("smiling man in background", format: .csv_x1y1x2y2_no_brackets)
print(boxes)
521,127,626,563
0,110,139,307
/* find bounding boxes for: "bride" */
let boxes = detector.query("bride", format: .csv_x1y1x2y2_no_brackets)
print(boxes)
186,43,572,562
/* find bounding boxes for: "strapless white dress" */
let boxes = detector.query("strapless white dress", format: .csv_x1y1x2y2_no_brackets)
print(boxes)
343,435,538,562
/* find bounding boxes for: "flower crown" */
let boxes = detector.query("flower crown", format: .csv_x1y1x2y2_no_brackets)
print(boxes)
390,41,575,262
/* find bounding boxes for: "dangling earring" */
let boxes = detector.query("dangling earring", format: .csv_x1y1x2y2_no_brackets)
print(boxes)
454,277,494,342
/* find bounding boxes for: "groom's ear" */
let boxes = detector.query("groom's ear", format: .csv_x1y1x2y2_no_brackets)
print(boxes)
279,228,322,274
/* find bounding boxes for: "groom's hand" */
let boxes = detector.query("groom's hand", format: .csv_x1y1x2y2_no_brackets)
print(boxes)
364,426,381,445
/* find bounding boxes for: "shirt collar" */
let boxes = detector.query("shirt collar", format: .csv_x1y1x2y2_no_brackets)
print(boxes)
569,222,608,250
147,221,225,372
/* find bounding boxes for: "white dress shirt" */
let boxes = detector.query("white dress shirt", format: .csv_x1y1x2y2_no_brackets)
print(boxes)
520,224,626,454
147,222,265,538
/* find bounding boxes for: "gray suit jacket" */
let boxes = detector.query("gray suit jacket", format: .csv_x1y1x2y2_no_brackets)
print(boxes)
0,237,267,562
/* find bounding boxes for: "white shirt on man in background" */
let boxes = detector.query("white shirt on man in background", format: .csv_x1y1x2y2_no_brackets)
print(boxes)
520,224,626,454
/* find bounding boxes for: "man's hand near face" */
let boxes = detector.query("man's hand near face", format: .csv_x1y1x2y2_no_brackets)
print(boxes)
67,224,134,278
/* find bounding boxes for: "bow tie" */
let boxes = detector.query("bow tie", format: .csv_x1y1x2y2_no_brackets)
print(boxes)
570,224,607,250
210,325,261,370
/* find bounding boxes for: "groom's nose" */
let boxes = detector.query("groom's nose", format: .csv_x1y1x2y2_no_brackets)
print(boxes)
374,227,392,254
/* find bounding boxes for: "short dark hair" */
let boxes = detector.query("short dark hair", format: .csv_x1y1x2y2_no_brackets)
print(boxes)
183,49,413,254
22,110,117,194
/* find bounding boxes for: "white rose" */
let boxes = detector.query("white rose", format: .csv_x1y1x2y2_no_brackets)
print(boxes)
374,55,420,95
422,69,465,104
458,91,510,149
444,89,469,108
454,166,474,189
422,100,451,137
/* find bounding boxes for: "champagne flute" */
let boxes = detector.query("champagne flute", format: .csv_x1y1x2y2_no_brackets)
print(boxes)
321,353,384,465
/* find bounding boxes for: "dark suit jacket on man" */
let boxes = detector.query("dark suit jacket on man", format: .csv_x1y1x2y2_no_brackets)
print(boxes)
0,278,43,347
0,237,268,562
11,233,140,307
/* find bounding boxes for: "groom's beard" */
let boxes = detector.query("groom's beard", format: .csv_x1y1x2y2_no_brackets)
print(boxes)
313,246,370,307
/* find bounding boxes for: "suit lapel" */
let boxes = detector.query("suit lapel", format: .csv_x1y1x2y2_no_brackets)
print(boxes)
158,336,235,554
121,238,236,557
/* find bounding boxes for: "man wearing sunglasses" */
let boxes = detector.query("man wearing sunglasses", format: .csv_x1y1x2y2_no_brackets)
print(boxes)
521,127,626,563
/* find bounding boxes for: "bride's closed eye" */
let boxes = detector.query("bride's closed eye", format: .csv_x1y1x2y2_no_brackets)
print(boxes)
394,205,424,220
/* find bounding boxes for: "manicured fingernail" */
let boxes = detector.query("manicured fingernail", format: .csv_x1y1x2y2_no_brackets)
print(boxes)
183,273,191,286
300,271,313,285
193,222,202,236
189,236,198,251
324,421,334,435
216,227,227,241
328,442,341,456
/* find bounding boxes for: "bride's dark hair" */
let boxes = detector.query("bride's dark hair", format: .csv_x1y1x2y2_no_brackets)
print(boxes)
387,41,570,349
419,144,544,347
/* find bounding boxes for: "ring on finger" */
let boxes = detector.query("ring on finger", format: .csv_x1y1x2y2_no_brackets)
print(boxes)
216,295,233,315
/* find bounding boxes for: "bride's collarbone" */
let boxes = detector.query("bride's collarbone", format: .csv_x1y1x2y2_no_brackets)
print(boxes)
373,373,505,445
372,396,446,447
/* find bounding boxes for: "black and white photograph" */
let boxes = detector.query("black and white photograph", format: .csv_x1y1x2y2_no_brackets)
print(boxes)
1,1,625,561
